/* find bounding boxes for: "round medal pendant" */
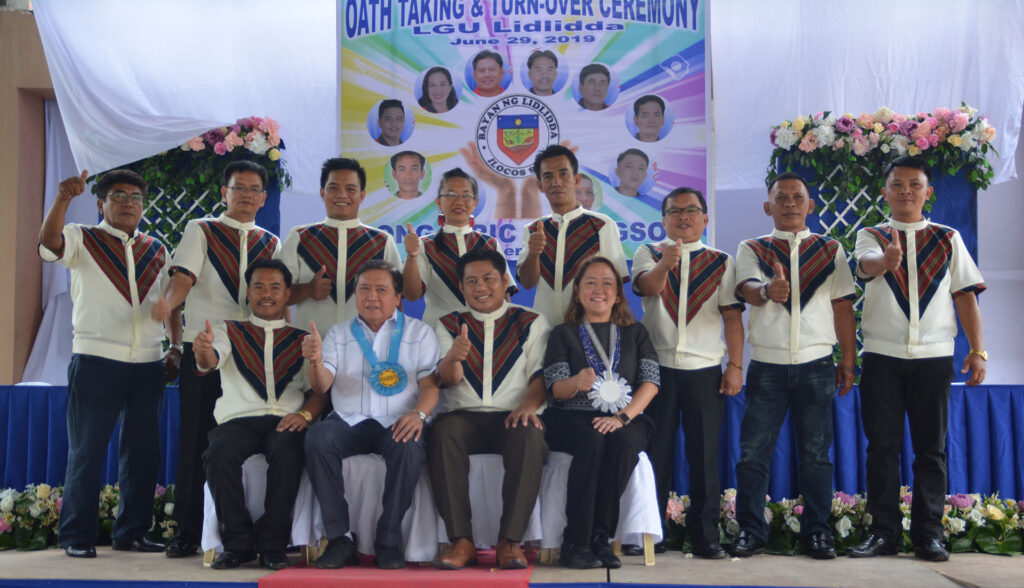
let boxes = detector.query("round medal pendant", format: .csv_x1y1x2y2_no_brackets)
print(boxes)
370,363,407,396
587,371,633,413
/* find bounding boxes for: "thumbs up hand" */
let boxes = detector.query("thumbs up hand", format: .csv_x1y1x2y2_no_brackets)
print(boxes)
57,170,89,203
766,261,790,303
448,323,472,362
310,265,331,301
403,223,421,257
302,321,322,363
527,227,546,256
883,233,903,273
194,319,215,355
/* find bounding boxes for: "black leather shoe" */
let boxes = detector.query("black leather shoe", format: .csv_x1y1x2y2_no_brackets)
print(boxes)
914,538,949,562
727,531,766,558
210,550,257,569
64,544,97,558
589,532,618,569
620,543,643,556
164,535,199,558
846,532,898,558
375,544,405,569
558,543,602,569
111,537,166,553
692,542,727,559
316,536,359,569
803,532,836,559
259,550,291,570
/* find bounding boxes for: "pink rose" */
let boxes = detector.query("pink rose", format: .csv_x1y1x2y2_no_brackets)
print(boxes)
833,138,846,150
950,112,969,133
57,497,63,512
852,137,871,156
794,505,804,515
892,113,907,124
155,485,166,498
886,123,899,134
917,111,928,120
851,128,863,139
933,107,952,121
857,113,875,128
268,130,281,147
187,137,205,151
926,117,939,128
0,519,11,533
928,134,939,147
902,492,913,505
915,137,930,150
214,142,227,155
798,133,818,152
868,132,880,146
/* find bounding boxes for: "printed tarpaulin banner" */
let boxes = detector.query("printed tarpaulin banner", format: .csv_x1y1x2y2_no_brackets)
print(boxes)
338,0,707,259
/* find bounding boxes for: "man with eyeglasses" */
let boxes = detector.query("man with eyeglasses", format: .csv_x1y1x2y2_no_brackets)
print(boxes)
151,160,280,558
632,188,744,559
402,167,517,326
40,169,177,558
578,64,611,111
390,151,426,200
279,157,401,335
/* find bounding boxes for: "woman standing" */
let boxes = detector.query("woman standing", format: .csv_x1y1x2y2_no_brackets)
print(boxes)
542,256,659,569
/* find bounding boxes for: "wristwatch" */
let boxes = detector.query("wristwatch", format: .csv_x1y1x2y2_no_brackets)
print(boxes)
416,410,428,421
297,410,313,423
169,343,184,353
759,283,770,302
616,412,631,425
969,349,989,361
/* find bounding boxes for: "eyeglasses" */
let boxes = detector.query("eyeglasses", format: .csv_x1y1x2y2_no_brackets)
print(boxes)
440,192,477,201
664,206,705,219
227,185,265,196
106,190,145,204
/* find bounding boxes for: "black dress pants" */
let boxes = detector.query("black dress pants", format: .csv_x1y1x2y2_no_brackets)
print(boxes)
173,343,221,541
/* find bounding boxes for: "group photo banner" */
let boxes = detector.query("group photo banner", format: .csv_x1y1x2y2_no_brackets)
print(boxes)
338,0,707,259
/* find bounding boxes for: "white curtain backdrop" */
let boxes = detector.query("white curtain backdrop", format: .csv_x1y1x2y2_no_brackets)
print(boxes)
21,101,99,385
710,0,1024,190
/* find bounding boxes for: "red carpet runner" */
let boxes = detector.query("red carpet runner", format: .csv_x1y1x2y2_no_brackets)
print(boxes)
258,549,532,588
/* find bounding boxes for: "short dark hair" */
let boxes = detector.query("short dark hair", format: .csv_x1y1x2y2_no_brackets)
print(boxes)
456,248,508,282
633,95,665,116
94,169,147,197
616,148,649,166
527,50,557,69
533,144,579,178
767,171,810,195
378,99,404,119
320,157,366,191
662,187,707,215
578,63,610,86
245,258,292,289
353,259,402,295
438,167,479,198
223,160,267,188
884,155,932,183
390,151,425,170
472,50,503,69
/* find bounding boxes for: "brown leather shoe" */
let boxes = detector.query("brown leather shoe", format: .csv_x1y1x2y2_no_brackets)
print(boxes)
496,538,528,570
434,537,477,570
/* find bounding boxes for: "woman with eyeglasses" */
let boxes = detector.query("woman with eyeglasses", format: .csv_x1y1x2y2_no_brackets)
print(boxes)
400,167,517,326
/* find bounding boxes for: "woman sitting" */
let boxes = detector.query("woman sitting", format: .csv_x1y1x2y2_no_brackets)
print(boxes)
542,256,659,569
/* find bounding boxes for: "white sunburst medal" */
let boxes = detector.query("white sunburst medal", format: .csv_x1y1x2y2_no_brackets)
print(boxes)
589,370,632,413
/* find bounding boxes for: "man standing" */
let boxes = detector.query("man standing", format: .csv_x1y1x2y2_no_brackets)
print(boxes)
518,144,627,326
390,151,426,200
152,160,280,558
279,157,401,334
578,64,611,111
376,100,406,146
614,149,649,198
633,188,745,559
472,50,505,97
402,167,517,327
527,50,558,96
730,172,857,560
303,260,440,569
430,249,550,570
198,259,326,570
633,95,665,142
41,169,176,558
848,156,986,563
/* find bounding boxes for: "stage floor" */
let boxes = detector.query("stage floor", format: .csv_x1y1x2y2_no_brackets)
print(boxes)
1,546,1022,587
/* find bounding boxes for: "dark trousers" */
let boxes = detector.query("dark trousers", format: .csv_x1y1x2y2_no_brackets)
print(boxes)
203,415,305,552
58,354,164,547
648,365,723,546
542,408,654,545
305,415,426,548
172,343,221,540
735,356,835,541
860,353,954,544
428,410,548,542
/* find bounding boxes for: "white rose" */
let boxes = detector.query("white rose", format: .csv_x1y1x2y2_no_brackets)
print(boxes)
29,504,42,518
879,143,891,154
902,517,911,531
864,513,873,526
966,508,984,524
0,496,13,512
786,516,801,534
164,503,174,517
949,517,966,534
835,516,852,538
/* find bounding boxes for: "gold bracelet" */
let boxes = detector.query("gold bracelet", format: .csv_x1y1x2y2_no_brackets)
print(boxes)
727,361,743,372
297,410,313,423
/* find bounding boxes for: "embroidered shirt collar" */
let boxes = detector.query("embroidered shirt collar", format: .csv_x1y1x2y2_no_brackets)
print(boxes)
324,218,362,230
248,314,287,330
661,237,705,253
98,219,136,242
468,301,509,323
889,218,929,232
550,205,585,225
771,228,812,242
216,213,257,231
442,224,475,235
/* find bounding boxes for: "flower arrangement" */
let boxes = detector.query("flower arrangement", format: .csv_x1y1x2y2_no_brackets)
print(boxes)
0,484,176,550
768,104,997,207
665,488,1023,556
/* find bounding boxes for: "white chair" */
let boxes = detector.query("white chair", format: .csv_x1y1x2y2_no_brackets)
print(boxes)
538,451,661,566
200,454,318,566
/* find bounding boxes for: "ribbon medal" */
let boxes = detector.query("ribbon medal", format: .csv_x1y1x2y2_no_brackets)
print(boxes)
580,321,632,413
352,313,409,396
